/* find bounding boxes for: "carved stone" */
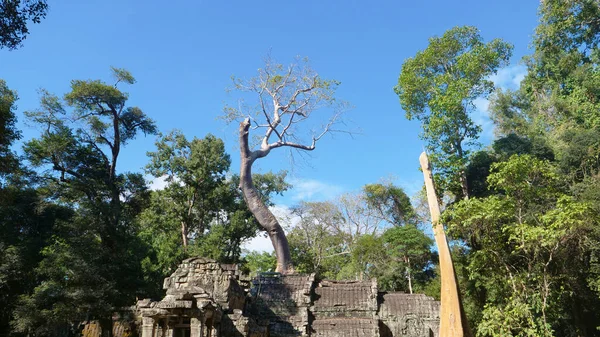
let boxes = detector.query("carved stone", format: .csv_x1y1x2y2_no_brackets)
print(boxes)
130,257,439,337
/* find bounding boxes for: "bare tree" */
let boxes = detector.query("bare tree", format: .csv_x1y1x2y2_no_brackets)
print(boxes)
336,192,384,241
224,56,349,274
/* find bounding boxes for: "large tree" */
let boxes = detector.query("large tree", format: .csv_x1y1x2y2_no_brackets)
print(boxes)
224,57,348,274
363,183,416,226
382,224,434,294
140,130,289,291
522,0,600,130
146,131,231,248
0,0,48,50
395,26,512,199
17,68,157,336
287,201,348,278
445,154,596,336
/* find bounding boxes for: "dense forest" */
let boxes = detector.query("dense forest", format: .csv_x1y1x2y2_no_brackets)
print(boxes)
1,0,600,336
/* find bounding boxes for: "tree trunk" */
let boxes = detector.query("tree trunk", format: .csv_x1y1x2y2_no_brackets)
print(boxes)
459,169,469,200
406,257,413,294
420,152,472,337
456,144,469,200
181,221,188,247
239,119,294,274
110,108,122,229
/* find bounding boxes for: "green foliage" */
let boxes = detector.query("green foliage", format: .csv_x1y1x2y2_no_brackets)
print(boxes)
141,130,290,292
379,225,436,292
287,201,350,278
445,154,597,336
521,0,600,130
555,127,600,181
488,89,532,138
383,224,433,265
287,189,436,293
462,134,556,199
0,0,48,50
14,69,157,334
0,79,20,178
345,234,387,281
477,299,552,337
137,189,187,297
145,130,232,245
396,26,513,198
450,6,600,333
243,251,277,276
0,185,71,335
363,183,416,226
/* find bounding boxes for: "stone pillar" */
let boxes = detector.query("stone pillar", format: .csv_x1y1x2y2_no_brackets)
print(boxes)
142,317,155,337
166,318,175,337
190,317,202,337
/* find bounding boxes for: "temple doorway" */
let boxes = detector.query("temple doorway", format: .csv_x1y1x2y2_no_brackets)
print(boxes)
173,317,191,337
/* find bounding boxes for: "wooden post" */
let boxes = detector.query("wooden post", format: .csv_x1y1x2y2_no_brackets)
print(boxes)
419,152,472,337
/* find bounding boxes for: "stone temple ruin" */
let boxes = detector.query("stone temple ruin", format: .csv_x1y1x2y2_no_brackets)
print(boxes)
135,257,439,337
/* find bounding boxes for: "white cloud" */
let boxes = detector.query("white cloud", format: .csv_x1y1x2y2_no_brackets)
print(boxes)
288,178,345,202
242,234,273,253
488,65,527,90
148,175,169,191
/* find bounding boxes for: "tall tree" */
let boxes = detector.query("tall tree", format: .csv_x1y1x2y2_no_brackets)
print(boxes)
17,68,157,336
382,224,434,294
141,134,290,294
0,0,48,49
146,131,231,248
446,154,596,336
522,0,600,130
395,26,513,199
363,183,416,226
224,56,348,274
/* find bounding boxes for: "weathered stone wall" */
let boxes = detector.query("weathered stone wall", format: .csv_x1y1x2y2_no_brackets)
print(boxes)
378,293,439,337
160,257,245,312
312,280,378,318
86,258,440,337
245,274,438,337
247,274,314,337
311,280,379,337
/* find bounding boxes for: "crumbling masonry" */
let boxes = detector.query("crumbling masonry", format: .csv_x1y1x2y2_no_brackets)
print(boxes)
136,258,439,337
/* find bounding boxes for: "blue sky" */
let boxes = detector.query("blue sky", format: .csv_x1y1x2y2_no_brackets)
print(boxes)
1,1,540,250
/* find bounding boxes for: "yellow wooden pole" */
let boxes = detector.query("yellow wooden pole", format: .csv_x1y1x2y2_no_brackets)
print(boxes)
419,152,472,337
